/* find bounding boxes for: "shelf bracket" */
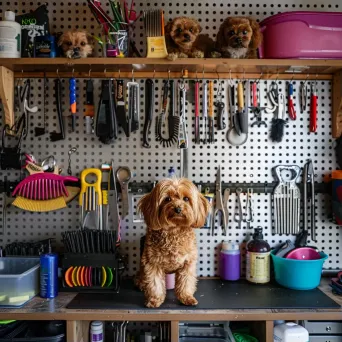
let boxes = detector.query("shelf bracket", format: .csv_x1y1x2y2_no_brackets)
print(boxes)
332,70,342,138
0,66,14,132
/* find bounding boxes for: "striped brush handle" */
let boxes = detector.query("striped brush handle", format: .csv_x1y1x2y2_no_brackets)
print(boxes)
12,173,79,200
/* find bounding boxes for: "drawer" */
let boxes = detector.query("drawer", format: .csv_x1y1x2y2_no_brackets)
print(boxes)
309,336,342,342
304,321,342,335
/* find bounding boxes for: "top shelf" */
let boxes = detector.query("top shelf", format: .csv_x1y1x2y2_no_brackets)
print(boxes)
1,58,342,78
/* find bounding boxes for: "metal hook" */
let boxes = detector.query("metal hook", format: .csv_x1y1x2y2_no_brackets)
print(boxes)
88,68,91,78
256,72,263,84
56,69,60,79
196,70,198,80
104,68,106,78
168,69,170,80
118,69,121,79
291,70,294,83
202,65,205,80
72,68,74,78
153,69,156,79
132,68,134,81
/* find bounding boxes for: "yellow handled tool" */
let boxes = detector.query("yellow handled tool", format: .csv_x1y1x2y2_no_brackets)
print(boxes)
237,82,244,111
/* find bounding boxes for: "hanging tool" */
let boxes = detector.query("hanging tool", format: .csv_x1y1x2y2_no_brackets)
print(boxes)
300,80,307,112
194,80,200,143
233,82,244,136
85,78,95,135
109,160,120,239
245,188,254,229
50,79,65,141
127,73,140,135
116,79,129,137
208,80,214,143
34,75,47,136
156,79,170,141
69,76,77,132
273,165,301,235
303,160,316,241
211,165,227,235
202,80,208,144
250,81,267,127
178,80,188,149
95,79,118,144
287,82,296,120
116,166,132,219
227,84,247,146
234,188,243,229
223,188,230,233
239,80,249,134
79,168,103,230
270,84,287,143
142,78,154,148
67,147,77,176
310,81,318,133
215,80,226,131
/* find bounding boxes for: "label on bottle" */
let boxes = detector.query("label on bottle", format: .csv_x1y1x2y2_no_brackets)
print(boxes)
246,251,270,284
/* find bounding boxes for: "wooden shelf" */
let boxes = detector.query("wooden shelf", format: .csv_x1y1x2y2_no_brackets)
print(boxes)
1,57,342,79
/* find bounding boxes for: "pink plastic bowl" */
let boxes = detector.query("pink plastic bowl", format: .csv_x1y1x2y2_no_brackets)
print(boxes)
286,247,322,260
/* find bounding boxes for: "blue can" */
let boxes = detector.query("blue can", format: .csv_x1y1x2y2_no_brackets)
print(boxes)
40,252,58,298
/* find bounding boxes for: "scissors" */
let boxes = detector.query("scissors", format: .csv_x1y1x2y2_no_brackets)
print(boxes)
116,166,132,218
211,165,227,235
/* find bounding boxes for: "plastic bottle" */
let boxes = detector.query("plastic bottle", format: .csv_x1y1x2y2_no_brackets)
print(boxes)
168,166,176,178
219,241,240,281
0,11,21,58
40,239,58,298
246,227,271,284
90,321,104,342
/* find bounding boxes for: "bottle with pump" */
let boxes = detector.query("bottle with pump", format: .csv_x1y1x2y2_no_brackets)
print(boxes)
40,239,58,298
0,11,21,58
246,227,270,284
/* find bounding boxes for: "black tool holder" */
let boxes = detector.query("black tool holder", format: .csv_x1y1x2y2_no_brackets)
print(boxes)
61,253,124,293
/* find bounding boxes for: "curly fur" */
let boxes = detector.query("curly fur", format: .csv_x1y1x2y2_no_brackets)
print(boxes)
165,17,214,60
58,30,94,58
214,17,262,59
136,178,210,308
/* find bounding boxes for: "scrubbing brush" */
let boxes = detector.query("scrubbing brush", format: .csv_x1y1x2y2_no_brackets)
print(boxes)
155,80,179,147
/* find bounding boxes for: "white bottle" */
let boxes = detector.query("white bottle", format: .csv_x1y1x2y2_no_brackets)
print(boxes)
274,322,309,342
90,321,104,342
0,11,21,58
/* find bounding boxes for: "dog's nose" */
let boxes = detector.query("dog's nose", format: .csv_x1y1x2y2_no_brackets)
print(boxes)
184,34,190,40
73,47,80,52
174,207,182,214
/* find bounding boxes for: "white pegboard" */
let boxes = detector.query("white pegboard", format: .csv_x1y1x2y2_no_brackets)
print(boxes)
0,0,341,276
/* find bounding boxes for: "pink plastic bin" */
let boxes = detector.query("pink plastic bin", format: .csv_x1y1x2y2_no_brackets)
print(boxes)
259,11,342,59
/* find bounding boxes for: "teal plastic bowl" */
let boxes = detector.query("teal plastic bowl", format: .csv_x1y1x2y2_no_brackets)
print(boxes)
271,250,328,290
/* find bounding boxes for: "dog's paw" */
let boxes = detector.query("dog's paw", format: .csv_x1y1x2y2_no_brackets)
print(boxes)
178,52,189,58
167,52,178,61
211,51,221,58
192,50,204,58
179,295,198,306
145,297,164,308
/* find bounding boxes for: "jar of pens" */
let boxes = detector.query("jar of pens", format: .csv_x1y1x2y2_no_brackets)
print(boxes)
87,0,140,57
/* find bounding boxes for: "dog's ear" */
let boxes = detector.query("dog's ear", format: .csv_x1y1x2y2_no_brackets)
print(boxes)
86,33,95,47
192,191,211,228
248,18,262,49
215,18,229,51
164,20,173,39
193,18,202,33
57,32,68,47
138,189,162,231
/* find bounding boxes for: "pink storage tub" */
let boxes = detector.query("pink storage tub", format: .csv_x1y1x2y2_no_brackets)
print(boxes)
259,11,342,59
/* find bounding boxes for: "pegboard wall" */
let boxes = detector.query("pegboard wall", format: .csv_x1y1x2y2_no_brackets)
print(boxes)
0,0,341,276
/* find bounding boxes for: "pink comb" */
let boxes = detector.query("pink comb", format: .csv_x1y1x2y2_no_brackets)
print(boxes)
12,173,79,200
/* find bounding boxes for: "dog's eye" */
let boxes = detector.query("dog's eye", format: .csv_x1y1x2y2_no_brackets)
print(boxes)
183,197,189,202
165,197,171,202
176,28,183,33
66,41,72,46
242,30,248,35
81,42,86,46
229,30,235,36
189,28,193,33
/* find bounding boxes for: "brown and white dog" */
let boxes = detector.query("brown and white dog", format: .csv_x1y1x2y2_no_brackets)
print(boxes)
214,17,262,59
165,17,214,60
136,178,210,308
58,30,94,58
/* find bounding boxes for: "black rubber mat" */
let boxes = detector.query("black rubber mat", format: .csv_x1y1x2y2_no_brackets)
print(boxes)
67,279,340,310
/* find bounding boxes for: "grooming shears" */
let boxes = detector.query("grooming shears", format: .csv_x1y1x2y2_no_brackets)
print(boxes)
211,165,227,235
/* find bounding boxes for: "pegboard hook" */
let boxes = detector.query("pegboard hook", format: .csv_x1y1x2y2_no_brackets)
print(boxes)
118,69,121,79
56,69,60,79
88,68,91,78
202,65,205,80
168,69,170,80
256,72,263,85
132,68,134,81
153,69,155,79
72,68,74,78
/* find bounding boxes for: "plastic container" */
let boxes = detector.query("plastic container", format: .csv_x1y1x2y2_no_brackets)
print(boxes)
0,257,40,307
90,321,103,342
273,322,309,342
34,35,56,58
271,250,328,290
246,227,270,284
0,11,21,58
219,241,240,281
259,11,342,59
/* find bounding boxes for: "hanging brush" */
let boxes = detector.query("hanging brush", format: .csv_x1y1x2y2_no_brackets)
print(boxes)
155,79,179,147
270,93,287,143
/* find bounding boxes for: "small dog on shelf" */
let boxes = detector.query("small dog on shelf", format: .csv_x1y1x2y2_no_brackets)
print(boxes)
165,17,214,60
213,17,262,59
58,30,94,58
136,178,210,308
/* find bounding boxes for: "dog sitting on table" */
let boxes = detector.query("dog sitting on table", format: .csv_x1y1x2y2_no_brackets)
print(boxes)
213,17,262,59
136,178,210,308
